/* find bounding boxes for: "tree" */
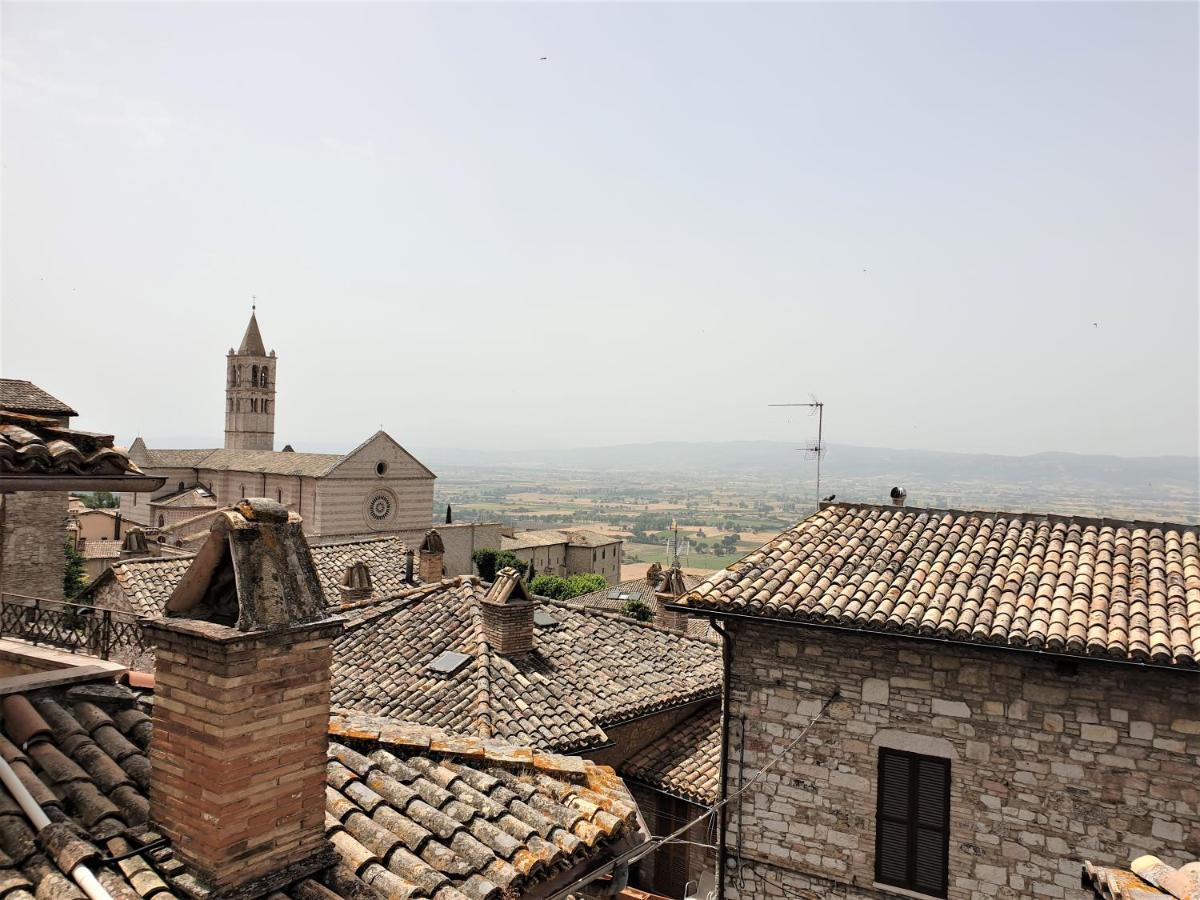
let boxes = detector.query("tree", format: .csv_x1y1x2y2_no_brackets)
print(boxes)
472,549,529,582
79,492,118,509
562,573,607,599
63,539,87,598
531,573,569,600
620,596,653,622
445,504,453,524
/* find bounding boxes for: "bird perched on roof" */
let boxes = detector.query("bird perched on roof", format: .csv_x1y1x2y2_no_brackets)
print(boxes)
822,493,836,503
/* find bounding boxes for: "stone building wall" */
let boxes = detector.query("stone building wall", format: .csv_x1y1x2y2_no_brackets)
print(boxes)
589,699,715,769
724,619,1200,900
566,543,622,585
0,492,67,600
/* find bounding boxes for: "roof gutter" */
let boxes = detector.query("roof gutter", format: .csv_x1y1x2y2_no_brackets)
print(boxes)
709,617,733,900
0,474,167,493
668,604,1200,677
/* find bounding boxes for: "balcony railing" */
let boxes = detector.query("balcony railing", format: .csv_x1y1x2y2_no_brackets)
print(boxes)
0,592,148,664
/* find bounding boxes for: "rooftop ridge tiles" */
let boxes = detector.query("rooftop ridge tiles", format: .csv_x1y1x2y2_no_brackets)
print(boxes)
539,597,721,646
820,500,1200,533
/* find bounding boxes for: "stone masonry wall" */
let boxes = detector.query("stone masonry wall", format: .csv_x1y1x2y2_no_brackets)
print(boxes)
589,699,716,769
0,492,67,601
725,619,1199,900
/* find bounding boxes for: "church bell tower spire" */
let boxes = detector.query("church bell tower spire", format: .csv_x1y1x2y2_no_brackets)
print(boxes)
224,307,276,450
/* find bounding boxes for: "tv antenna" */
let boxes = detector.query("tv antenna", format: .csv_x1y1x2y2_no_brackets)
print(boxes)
768,396,825,506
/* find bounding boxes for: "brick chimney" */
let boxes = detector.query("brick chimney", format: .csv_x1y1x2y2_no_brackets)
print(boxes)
655,565,690,633
481,566,535,655
419,528,444,582
337,562,372,605
144,498,339,898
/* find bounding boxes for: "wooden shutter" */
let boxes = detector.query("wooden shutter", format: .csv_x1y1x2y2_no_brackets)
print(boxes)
875,749,950,897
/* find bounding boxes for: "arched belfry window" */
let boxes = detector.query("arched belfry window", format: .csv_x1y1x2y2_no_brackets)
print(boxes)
261,367,269,387
251,365,259,387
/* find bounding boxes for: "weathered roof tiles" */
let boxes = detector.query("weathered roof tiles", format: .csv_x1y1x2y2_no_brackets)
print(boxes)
680,503,1200,668
0,682,646,900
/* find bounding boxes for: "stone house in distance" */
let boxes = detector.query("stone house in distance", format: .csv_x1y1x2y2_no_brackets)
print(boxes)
676,501,1200,900
501,527,624,585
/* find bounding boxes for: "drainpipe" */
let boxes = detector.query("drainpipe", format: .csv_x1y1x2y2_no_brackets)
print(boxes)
709,617,734,900
0,755,114,900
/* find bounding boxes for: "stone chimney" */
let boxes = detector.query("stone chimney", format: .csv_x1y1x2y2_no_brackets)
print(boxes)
645,561,664,588
337,561,372,605
119,528,150,561
419,528,444,582
144,498,339,898
481,566,535,656
405,548,415,585
890,486,907,507
655,565,690,633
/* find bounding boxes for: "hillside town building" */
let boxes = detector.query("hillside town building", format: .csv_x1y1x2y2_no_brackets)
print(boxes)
500,527,624,585
119,312,500,573
677,500,1200,900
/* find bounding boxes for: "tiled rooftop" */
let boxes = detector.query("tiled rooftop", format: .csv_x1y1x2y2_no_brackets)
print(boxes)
0,379,77,417
79,539,123,561
85,535,415,617
150,486,217,509
680,503,1200,668
332,578,722,753
621,704,720,806
0,410,162,489
0,678,645,900
565,574,705,614
1083,854,1200,899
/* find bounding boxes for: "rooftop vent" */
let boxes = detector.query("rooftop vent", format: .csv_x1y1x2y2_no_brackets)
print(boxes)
338,561,372,605
427,650,471,676
890,486,907,507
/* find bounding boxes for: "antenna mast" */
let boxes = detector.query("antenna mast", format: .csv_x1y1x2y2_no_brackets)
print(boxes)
768,398,825,506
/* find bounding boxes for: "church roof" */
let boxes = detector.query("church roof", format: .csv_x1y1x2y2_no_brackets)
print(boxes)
139,446,344,477
238,311,268,356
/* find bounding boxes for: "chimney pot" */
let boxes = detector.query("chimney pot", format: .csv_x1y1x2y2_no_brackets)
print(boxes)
419,528,445,582
654,565,690,633
338,561,372,605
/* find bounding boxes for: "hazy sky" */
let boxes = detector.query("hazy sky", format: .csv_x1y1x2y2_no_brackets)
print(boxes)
3,2,1197,458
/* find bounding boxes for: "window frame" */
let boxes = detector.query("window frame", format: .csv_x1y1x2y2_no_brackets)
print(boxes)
874,747,951,898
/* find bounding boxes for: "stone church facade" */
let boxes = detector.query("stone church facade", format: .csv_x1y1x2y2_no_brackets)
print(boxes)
120,313,440,544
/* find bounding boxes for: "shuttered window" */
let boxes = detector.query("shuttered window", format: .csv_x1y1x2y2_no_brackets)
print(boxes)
875,748,950,897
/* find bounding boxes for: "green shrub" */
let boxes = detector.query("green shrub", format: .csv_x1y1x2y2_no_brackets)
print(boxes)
620,596,653,622
472,548,529,582
531,573,568,599
561,573,607,599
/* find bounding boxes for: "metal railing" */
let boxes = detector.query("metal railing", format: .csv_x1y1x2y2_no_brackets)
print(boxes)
0,593,148,663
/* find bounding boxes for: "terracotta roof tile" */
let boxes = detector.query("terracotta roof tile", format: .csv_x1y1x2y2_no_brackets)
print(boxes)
620,704,720,806
332,580,721,753
681,503,1200,669
85,536,414,617
0,412,155,486
1083,855,1200,899
0,381,77,418
0,682,647,900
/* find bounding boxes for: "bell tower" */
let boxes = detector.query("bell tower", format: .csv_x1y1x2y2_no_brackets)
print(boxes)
224,308,277,450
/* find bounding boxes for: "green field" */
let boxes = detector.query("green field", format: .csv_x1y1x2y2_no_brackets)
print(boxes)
622,542,748,572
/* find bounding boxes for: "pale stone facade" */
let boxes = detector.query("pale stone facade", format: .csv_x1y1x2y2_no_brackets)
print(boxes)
500,529,624,585
721,621,1199,900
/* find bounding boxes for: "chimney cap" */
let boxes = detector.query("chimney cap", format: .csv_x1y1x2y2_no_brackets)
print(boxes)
421,528,445,553
341,561,372,591
484,567,533,605
164,500,329,631
657,564,688,598
890,486,907,506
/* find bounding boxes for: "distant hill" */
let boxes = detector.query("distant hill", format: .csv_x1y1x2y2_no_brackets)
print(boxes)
420,440,1198,490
